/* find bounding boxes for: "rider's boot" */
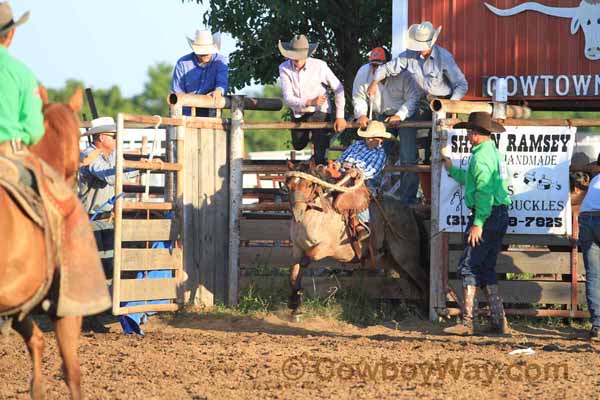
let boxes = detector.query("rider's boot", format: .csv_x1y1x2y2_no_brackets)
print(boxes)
356,223,370,242
443,285,477,336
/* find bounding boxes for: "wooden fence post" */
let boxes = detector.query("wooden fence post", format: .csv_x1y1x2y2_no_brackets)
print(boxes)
112,113,125,315
429,111,448,321
228,95,245,306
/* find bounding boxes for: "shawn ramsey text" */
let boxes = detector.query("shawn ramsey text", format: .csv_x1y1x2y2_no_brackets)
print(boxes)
451,133,572,153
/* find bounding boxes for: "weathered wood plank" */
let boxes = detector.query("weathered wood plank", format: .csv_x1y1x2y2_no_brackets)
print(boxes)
448,250,581,275
121,248,183,271
448,233,571,246
116,303,178,315
121,219,178,242
448,280,586,304
120,278,178,302
240,247,359,269
183,124,199,303
198,127,216,306
240,276,423,300
123,159,182,172
241,219,289,241
122,202,173,211
214,128,229,304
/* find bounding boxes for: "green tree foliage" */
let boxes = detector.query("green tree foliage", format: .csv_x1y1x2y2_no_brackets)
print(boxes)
192,0,392,109
242,84,292,152
45,63,292,151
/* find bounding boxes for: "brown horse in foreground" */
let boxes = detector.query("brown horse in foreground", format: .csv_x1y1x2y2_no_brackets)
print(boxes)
0,88,87,400
284,161,428,318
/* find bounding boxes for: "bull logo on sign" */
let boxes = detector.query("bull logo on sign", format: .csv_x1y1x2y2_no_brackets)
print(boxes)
485,1,600,60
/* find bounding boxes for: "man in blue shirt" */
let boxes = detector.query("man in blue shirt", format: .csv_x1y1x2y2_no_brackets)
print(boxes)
171,30,228,116
333,120,394,240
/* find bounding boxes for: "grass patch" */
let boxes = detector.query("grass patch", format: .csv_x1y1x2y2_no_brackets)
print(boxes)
229,280,422,326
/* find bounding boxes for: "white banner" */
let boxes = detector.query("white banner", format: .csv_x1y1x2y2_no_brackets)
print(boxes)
440,126,576,235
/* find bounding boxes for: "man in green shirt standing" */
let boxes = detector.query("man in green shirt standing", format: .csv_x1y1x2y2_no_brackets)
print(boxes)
0,2,44,147
441,112,512,335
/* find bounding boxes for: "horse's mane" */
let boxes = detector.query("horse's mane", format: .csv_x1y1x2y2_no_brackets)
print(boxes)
42,103,80,138
31,102,81,186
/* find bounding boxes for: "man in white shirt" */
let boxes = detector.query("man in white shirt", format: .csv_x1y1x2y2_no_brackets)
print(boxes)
278,34,346,165
574,156,600,340
352,47,388,129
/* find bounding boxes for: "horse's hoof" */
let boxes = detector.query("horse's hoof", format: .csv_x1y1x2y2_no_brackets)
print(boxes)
291,310,304,323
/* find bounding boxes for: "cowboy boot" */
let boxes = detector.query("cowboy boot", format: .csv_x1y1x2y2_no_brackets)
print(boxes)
443,285,477,335
485,284,510,335
356,222,370,242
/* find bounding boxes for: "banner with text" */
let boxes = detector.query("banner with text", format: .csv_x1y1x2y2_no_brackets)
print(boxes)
440,126,576,235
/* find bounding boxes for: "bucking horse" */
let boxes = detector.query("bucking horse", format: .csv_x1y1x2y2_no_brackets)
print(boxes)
284,160,429,318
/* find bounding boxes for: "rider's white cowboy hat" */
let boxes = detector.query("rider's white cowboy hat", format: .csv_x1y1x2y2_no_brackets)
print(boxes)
278,34,318,60
357,121,395,141
0,2,30,36
187,29,218,55
85,117,117,137
406,21,442,52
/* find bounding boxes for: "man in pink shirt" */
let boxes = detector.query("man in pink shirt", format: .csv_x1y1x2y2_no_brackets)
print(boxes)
278,34,346,165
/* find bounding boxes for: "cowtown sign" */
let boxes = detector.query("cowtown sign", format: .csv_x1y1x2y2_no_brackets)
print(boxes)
482,0,600,99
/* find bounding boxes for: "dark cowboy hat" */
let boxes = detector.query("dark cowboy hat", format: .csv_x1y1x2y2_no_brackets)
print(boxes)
453,111,506,135
0,2,30,36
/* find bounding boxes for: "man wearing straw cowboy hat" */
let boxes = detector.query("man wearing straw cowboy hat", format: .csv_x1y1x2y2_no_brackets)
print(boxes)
367,21,468,189
79,117,119,278
332,120,395,241
278,34,346,165
171,29,228,116
79,117,139,277
0,2,44,148
440,112,511,336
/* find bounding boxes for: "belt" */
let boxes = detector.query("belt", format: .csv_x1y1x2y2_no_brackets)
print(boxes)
580,211,600,217
469,204,507,214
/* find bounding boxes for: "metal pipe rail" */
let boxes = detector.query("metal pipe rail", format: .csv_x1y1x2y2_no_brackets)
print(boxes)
442,117,600,128
168,93,283,111
431,99,532,119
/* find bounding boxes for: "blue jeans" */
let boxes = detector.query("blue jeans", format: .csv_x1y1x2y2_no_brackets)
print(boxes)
385,124,419,204
457,205,509,287
579,214,600,328
92,218,114,279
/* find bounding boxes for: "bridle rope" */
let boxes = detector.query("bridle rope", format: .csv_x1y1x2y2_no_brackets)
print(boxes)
284,170,364,193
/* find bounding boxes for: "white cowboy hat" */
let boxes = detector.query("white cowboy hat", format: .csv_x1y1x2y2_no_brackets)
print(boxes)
187,29,218,55
278,34,318,60
0,2,30,36
406,21,442,52
357,121,395,141
85,117,116,137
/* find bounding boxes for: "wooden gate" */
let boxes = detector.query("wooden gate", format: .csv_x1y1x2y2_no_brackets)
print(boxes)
111,114,184,315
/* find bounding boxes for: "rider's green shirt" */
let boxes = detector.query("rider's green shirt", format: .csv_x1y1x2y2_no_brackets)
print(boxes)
0,45,44,145
449,139,511,227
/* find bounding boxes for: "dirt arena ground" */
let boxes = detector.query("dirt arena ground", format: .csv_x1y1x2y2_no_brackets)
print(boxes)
1,311,599,399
